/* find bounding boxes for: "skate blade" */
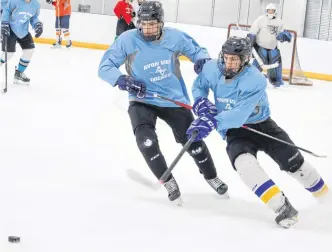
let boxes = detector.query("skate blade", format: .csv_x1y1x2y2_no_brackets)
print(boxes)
219,191,230,199
278,215,299,229
13,80,30,85
171,197,183,207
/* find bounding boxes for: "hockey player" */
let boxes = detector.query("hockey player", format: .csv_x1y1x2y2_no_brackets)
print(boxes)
247,3,292,87
99,1,228,204
46,0,72,48
113,0,136,41
186,36,329,227
1,0,43,84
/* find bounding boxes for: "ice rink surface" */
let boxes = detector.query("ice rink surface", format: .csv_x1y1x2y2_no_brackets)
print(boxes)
0,44,331,252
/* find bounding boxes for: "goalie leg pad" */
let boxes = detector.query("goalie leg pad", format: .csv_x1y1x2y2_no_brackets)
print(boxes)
288,161,329,198
251,45,268,72
267,48,283,86
234,153,285,212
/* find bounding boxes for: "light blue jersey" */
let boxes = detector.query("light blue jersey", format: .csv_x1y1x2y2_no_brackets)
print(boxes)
192,59,270,139
98,28,210,107
2,0,41,39
1,0,8,11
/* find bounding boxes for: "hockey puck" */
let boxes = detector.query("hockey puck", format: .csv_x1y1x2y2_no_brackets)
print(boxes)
8,236,20,243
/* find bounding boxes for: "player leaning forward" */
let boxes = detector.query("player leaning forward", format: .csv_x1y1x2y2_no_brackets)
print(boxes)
1,0,43,84
186,36,329,227
98,1,228,204
247,3,291,87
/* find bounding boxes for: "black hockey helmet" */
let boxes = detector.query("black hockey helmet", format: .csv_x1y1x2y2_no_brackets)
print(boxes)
137,1,164,41
218,36,252,79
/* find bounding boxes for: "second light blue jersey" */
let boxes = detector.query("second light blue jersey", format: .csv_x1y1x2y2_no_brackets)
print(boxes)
98,28,210,107
1,0,8,11
192,59,270,139
2,0,41,39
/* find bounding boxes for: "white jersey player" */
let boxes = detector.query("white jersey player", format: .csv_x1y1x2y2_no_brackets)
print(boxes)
247,3,292,87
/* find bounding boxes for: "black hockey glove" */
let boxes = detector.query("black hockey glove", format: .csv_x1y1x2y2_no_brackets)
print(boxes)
194,58,211,74
1,22,10,37
116,75,146,99
34,22,43,38
46,0,53,4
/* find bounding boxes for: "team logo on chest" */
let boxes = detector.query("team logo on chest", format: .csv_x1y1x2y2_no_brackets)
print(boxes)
217,97,236,110
144,60,172,83
18,12,33,23
267,25,278,35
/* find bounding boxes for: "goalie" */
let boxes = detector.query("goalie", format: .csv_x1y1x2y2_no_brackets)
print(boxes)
247,3,292,87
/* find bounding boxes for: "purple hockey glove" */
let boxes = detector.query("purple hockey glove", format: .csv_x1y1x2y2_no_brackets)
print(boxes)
192,97,218,117
116,75,146,98
186,114,218,142
194,58,211,74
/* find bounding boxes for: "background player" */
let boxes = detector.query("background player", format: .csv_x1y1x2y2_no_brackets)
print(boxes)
99,1,228,205
247,3,292,87
46,0,72,48
113,0,136,41
1,0,43,84
186,36,329,227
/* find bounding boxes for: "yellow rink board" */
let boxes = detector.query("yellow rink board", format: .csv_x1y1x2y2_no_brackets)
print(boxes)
34,37,332,82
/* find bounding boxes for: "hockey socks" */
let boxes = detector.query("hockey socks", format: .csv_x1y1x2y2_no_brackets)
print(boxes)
234,153,286,212
17,49,34,73
288,161,329,198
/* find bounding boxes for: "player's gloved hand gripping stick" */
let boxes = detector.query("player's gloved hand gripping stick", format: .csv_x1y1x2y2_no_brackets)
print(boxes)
148,92,327,158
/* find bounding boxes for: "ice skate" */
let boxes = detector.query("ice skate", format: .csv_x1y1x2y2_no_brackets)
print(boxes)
275,197,298,228
51,39,62,49
66,40,72,49
163,178,182,206
13,69,30,85
206,177,229,198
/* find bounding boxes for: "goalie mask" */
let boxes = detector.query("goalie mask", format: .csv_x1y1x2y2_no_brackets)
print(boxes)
218,36,252,79
266,3,277,19
137,1,164,42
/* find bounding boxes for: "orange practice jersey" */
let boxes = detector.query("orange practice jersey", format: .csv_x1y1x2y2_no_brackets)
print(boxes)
52,0,72,17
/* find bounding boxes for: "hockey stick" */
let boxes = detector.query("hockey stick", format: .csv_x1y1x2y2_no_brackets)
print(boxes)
126,130,198,190
149,93,327,158
235,23,279,70
1,35,8,94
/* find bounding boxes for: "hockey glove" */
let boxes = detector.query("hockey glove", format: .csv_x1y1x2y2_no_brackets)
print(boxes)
192,97,218,117
194,58,211,74
186,114,218,142
1,22,10,37
132,11,136,18
276,31,292,43
116,75,146,99
46,0,53,3
34,22,43,38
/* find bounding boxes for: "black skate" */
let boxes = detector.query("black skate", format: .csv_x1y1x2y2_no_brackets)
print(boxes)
163,178,182,206
206,177,229,197
14,69,30,85
66,40,72,48
275,197,298,228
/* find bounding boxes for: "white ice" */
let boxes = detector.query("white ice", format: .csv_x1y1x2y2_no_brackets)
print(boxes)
0,44,331,252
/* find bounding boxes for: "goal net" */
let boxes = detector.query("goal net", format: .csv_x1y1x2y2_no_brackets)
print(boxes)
227,23,313,86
